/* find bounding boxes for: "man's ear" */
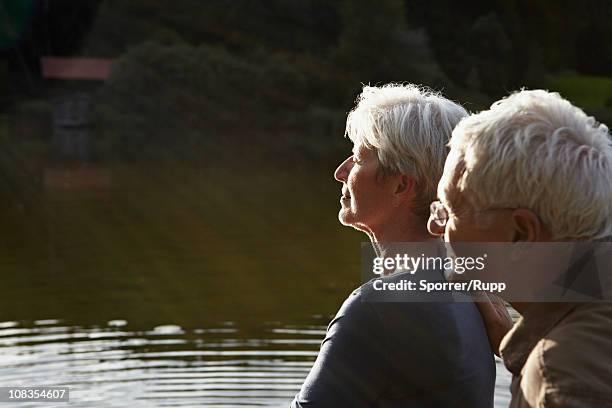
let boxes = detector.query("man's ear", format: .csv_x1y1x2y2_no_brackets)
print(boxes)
511,209,551,242
394,174,415,198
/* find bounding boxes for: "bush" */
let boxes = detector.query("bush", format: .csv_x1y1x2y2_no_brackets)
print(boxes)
92,41,342,159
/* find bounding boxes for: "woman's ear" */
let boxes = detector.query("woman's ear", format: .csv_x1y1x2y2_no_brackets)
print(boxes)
394,174,415,197
511,209,550,242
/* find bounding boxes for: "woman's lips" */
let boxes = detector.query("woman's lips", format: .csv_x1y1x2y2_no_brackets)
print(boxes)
340,187,350,203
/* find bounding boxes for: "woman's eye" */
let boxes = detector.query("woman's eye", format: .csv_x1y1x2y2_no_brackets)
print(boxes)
352,156,361,163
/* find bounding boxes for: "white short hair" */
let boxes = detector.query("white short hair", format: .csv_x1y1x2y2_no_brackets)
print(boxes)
441,89,612,240
345,83,468,218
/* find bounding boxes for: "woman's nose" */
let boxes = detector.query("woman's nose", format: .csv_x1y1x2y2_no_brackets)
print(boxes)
334,157,352,182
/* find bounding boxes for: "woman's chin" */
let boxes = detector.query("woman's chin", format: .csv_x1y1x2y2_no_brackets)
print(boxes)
338,210,356,227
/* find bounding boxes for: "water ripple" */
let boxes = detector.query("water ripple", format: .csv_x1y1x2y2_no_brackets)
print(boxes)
0,320,511,407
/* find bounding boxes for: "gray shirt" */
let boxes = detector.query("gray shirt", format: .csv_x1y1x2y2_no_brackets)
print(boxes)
291,270,495,407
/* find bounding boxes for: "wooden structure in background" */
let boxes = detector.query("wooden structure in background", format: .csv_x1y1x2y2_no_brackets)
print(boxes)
40,57,114,195
40,57,114,80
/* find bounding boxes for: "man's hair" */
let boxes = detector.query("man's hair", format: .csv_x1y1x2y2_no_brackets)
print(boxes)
345,83,468,218
441,89,612,240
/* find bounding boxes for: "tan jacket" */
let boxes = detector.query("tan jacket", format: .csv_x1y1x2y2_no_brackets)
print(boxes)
500,303,612,407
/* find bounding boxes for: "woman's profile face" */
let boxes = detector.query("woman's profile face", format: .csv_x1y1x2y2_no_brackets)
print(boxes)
333,144,398,232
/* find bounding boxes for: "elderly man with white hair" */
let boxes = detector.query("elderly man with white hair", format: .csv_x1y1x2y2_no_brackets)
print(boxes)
429,89,612,407
291,84,498,407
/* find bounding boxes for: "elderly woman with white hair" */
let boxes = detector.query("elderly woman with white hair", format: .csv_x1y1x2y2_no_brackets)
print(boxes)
291,84,499,407
429,89,612,407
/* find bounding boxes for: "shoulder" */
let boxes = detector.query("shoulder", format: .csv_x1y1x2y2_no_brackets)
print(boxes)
355,272,492,362
542,303,612,378
328,276,441,346
520,304,612,405
323,283,382,342
358,272,485,335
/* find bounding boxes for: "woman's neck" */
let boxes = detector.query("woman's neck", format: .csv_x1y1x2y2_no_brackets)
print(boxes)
367,220,437,258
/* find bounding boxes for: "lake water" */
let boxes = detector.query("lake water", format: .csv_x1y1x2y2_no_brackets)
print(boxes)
0,159,512,407
0,318,512,407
